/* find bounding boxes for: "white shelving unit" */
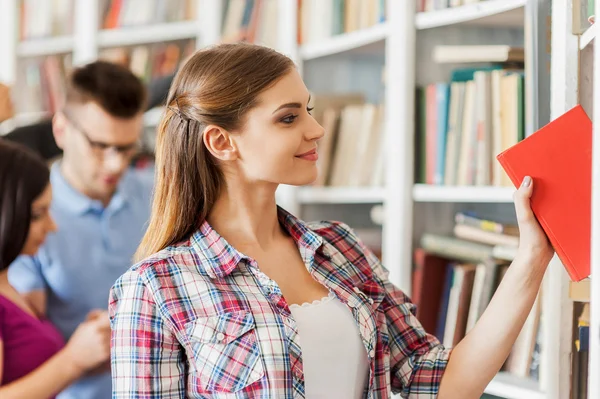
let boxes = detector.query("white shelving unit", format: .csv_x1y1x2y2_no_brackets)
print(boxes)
1,1,595,398
283,1,572,399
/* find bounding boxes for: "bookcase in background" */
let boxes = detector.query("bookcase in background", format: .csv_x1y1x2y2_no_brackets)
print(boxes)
0,1,598,399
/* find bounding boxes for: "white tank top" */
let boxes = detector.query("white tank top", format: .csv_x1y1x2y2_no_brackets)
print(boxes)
289,292,370,399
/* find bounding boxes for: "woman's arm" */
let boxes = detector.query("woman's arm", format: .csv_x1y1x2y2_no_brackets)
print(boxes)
0,343,84,399
438,176,554,399
0,315,111,399
109,269,187,399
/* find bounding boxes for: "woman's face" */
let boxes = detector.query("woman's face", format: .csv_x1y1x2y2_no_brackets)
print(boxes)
21,184,57,256
220,69,325,186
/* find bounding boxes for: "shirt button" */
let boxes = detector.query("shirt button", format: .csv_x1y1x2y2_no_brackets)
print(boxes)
369,349,375,358
353,287,361,294
216,332,225,342
368,298,374,305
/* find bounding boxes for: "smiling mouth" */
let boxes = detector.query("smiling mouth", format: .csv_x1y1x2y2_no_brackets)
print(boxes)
295,148,318,161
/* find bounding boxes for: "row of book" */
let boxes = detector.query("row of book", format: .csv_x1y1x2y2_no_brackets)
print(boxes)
418,0,485,13
12,38,191,115
100,0,197,29
298,0,386,45
415,46,526,187
414,212,541,379
99,40,194,83
311,94,385,188
14,55,70,115
220,0,278,48
19,0,74,40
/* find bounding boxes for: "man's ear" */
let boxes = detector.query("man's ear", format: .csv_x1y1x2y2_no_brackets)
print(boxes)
203,125,238,162
52,112,68,150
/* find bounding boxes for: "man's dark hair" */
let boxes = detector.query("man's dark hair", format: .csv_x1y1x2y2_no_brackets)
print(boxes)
0,140,49,271
66,61,147,118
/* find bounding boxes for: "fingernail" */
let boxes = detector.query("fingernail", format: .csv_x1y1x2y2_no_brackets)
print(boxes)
521,176,531,187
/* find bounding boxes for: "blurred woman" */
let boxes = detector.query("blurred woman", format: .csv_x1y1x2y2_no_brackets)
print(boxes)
0,140,110,399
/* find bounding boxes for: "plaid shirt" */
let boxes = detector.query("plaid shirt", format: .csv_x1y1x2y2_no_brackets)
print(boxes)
109,208,450,398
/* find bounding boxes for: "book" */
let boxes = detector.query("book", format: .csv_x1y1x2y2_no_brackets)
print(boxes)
412,249,450,335
496,105,592,281
432,45,525,64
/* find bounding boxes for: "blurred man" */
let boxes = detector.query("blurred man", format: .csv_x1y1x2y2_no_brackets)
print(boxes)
8,61,152,399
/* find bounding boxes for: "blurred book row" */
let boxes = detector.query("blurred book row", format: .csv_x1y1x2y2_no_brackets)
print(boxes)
99,39,194,83
415,45,525,187
19,0,74,39
18,0,196,40
220,0,279,48
298,0,387,45
13,39,192,116
100,0,196,29
310,94,385,188
415,212,541,380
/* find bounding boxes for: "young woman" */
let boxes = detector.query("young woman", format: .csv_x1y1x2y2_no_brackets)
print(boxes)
109,43,554,399
0,141,111,399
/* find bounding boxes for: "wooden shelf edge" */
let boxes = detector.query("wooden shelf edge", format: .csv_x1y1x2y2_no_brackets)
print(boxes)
580,23,597,50
416,0,527,30
297,186,385,204
299,23,388,61
412,184,515,203
98,21,199,48
17,35,74,57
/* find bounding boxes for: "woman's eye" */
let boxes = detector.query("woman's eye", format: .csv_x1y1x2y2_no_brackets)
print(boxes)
31,213,42,221
281,114,298,124
307,107,314,115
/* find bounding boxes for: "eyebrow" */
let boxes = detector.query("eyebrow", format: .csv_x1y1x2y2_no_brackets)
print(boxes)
272,95,312,114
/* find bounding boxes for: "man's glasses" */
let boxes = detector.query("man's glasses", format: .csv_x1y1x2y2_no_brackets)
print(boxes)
62,110,140,159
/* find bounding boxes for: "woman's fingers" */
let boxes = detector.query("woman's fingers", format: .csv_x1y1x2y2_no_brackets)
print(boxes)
513,176,534,226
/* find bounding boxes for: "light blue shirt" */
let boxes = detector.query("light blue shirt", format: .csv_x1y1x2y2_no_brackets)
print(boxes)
9,162,153,399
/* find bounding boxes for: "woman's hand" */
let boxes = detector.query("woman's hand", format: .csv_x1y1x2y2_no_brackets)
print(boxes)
513,176,555,268
63,311,111,374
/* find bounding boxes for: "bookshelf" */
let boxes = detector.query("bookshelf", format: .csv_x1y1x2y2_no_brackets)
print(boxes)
0,0,212,135
283,1,566,399
0,1,596,399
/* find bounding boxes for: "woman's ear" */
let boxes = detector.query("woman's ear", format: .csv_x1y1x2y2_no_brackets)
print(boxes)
203,125,238,161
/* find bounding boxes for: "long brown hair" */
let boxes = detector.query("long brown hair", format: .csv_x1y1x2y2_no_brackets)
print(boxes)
136,43,295,261
0,141,49,270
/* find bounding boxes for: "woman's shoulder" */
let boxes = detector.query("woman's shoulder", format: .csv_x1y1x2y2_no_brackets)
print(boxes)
306,220,363,246
114,238,213,300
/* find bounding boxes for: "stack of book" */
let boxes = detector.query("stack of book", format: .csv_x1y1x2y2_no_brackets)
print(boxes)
309,93,385,188
298,0,386,45
414,212,541,379
415,45,525,186
100,0,197,28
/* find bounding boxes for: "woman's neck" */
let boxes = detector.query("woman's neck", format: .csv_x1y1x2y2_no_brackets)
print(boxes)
207,181,283,251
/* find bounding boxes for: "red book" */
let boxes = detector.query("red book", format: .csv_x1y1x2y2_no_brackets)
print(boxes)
412,249,450,335
496,105,591,281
